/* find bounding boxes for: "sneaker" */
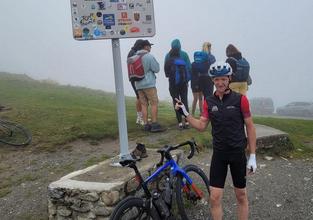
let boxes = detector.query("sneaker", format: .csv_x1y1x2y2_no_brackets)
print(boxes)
184,122,190,129
178,123,184,130
150,122,164,133
143,124,151,131
136,116,144,126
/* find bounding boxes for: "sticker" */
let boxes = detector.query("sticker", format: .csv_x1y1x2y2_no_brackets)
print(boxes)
97,20,103,25
124,25,130,32
117,3,127,10
136,3,143,7
93,27,102,37
73,9,78,15
110,0,118,2
74,28,82,38
80,14,95,26
147,28,152,33
72,2,77,7
134,12,140,21
121,12,127,19
91,4,96,10
97,12,102,17
130,27,140,33
146,15,152,21
129,3,134,9
83,27,90,38
97,2,106,10
103,14,115,26
120,29,126,35
110,30,115,35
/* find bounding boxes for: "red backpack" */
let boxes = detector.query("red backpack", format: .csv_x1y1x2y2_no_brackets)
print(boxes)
127,54,145,81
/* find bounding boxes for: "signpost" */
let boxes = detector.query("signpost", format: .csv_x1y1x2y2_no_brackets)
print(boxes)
69,0,156,160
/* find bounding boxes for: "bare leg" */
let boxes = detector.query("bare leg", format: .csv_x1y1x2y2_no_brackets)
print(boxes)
192,92,199,116
136,98,142,112
151,103,158,123
199,92,203,115
141,104,148,124
234,187,249,220
210,186,223,220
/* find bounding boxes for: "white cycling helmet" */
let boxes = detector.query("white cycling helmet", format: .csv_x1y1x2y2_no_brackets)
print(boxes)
209,62,232,78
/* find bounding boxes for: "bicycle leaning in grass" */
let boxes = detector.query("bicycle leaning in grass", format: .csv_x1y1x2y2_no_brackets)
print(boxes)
0,119,32,146
109,139,210,220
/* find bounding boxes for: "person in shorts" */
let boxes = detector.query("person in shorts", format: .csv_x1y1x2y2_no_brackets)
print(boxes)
175,62,257,220
135,40,163,132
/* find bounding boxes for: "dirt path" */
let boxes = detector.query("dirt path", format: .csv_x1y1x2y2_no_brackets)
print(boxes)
0,132,312,219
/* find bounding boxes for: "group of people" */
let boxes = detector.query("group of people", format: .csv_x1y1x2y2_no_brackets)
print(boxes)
127,39,256,220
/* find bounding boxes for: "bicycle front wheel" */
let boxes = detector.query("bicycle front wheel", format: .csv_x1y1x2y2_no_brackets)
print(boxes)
175,164,210,220
0,121,32,146
110,196,160,220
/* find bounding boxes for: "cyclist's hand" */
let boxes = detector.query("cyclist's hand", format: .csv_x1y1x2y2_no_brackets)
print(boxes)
247,154,257,175
175,98,189,117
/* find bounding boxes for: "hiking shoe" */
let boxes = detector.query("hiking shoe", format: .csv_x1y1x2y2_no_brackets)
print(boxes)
150,122,164,133
143,124,151,131
131,143,148,159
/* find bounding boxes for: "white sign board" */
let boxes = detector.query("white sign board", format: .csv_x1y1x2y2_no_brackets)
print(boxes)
70,0,156,40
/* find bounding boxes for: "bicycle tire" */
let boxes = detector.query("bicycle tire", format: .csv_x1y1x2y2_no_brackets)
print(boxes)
175,164,210,220
0,120,32,146
110,196,160,220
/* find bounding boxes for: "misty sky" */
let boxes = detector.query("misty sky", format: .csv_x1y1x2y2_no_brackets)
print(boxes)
1,0,313,108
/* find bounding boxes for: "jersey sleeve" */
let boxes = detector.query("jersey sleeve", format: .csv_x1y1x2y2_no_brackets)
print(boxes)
241,95,251,118
201,99,210,119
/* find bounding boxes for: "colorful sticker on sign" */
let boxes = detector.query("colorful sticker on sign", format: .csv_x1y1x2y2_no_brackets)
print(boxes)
97,2,106,10
103,14,115,26
121,12,127,19
117,3,127,10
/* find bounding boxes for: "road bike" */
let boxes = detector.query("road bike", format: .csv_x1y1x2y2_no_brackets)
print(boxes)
110,139,210,220
0,119,32,146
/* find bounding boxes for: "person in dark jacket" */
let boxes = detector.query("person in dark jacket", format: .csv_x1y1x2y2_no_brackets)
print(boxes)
225,44,249,95
175,62,257,220
164,39,191,129
164,47,190,129
127,39,144,125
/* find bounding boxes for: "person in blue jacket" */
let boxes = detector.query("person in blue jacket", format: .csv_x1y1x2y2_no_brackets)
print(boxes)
164,39,191,129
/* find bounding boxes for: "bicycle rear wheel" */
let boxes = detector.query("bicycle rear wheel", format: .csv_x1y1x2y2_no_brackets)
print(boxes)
110,196,160,220
0,120,32,146
175,164,210,220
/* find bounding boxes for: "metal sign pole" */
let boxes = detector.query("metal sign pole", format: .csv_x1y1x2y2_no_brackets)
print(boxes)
111,38,131,160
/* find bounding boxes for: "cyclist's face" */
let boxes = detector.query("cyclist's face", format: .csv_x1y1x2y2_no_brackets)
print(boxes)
212,76,230,93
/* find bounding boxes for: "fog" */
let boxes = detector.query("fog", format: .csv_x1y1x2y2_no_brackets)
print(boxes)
1,0,313,108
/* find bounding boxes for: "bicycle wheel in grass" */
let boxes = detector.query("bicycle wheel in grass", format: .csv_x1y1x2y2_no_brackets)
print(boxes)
175,164,210,220
110,196,160,220
0,120,32,146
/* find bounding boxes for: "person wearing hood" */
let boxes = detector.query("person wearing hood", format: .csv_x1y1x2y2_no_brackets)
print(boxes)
127,39,144,125
135,40,163,132
164,39,191,129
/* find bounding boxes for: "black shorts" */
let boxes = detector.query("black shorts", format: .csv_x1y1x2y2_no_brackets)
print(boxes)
209,151,247,189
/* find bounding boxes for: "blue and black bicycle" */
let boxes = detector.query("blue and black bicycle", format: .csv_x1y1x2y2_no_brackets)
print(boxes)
110,139,210,220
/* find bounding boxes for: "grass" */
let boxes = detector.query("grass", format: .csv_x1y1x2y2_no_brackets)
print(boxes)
0,72,312,157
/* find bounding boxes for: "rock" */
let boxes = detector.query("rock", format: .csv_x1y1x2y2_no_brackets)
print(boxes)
48,200,57,215
79,192,99,202
94,206,111,217
57,206,72,217
304,177,311,181
101,191,119,206
276,204,282,207
48,188,65,199
71,201,92,213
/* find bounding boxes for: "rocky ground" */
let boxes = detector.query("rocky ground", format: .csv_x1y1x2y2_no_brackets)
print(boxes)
0,129,312,220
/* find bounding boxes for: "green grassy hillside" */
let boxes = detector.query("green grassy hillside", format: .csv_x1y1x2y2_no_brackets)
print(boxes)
1,72,312,156
0,72,176,148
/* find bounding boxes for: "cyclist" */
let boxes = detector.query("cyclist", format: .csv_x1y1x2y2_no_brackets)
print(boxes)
175,62,257,220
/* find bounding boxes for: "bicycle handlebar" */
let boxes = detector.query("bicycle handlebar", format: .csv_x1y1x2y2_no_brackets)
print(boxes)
156,138,198,166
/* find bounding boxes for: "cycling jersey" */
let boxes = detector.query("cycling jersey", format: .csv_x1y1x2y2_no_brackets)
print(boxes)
202,90,251,153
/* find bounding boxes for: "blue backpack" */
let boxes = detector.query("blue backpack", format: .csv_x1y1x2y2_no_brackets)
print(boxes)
173,58,191,85
229,57,250,81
